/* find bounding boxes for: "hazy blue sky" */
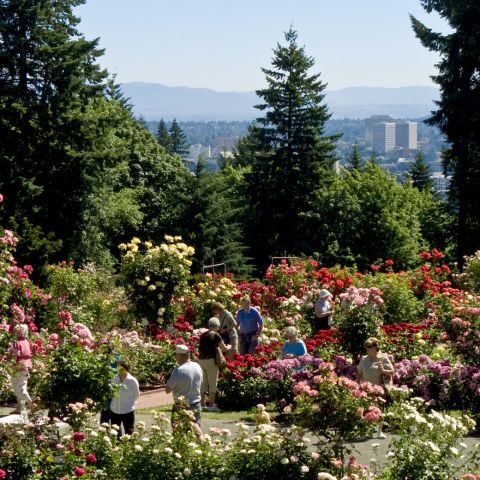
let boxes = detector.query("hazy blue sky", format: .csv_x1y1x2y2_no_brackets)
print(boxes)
76,0,451,92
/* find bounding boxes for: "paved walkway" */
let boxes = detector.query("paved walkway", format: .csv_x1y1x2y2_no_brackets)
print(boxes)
137,387,172,410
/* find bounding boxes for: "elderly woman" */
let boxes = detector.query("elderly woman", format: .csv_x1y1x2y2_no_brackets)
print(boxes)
357,337,394,438
212,301,238,358
314,289,334,332
280,326,307,359
198,317,231,412
9,324,36,413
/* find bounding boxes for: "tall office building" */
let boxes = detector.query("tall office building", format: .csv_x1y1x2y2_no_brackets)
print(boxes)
365,115,394,145
372,122,396,153
396,122,418,150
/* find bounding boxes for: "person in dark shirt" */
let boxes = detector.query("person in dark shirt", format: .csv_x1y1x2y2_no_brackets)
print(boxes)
198,317,230,411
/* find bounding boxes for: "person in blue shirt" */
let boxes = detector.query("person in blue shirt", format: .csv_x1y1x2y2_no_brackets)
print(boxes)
281,326,307,359
236,295,263,355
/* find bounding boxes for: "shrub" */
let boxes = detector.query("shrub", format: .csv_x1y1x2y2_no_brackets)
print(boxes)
119,236,194,327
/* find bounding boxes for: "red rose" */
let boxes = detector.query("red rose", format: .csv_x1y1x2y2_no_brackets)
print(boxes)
0,469,6,479
86,453,97,464
74,467,85,477
73,431,86,442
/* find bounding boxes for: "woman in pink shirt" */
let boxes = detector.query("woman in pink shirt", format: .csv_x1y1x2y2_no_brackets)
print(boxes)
9,324,36,413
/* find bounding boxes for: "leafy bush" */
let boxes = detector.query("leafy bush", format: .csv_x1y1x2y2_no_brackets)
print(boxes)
44,261,130,331
456,250,480,293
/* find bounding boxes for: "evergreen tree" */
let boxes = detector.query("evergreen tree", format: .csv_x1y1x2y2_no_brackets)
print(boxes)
156,119,172,152
411,1,480,263
179,157,251,275
409,151,434,191
348,144,363,170
237,27,339,269
0,0,108,264
169,118,189,156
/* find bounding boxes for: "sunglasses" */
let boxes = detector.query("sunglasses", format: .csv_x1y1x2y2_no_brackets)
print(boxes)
366,344,378,349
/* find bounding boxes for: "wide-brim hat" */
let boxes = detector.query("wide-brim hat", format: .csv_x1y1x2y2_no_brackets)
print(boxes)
318,289,332,299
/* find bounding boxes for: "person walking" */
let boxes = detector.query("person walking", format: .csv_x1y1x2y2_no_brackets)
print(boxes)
110,361,140,437
9,324,36,413
166,344,203,429
198,317,231,411
236,295,263,355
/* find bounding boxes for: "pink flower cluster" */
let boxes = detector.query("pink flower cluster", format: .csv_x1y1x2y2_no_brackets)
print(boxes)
339,286,384,307
0,229,18,246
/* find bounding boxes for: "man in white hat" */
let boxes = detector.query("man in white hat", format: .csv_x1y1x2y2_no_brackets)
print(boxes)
165,344,203,428
314,289,334,333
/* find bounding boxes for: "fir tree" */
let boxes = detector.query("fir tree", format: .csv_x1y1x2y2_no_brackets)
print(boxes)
409,151,433,191
238,27,339,269
169,118,189,156
411,1,480,263
156,119,172,152
348,144,363,170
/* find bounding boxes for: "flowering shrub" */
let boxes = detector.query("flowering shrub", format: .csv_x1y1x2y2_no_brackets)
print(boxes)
288,361,385,447
456,251,480,293
382,397,480,480
119,236,194,327
336,286,384,359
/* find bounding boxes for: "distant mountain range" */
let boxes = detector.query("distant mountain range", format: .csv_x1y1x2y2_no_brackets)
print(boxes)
120,82,439,121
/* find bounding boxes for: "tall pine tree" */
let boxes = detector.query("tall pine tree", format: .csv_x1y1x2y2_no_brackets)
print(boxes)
411,1,480,263
348,144,363,170
238,27,338,269
409,151,433,191
156,119,172,152
169,118,189,156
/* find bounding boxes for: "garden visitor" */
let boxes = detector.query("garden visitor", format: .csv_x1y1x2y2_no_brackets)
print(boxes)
280,326,307,359
198,317,231,411
110,360,140,437
313,289,334,332
236,295,264,355
212,301,239,357
8,323,36,413
357,337,394,439
99,346,122,424
166,344,203,429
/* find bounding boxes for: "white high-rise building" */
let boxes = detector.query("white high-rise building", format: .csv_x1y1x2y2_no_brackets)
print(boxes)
396,122,418,150
372,122,396,153
365,115,394,145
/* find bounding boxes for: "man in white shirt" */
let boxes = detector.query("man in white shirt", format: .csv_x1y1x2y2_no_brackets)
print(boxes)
110,360,140,437
166,344,203,428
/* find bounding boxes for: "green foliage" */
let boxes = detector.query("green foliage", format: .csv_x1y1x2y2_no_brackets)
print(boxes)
308,162,428,269
411,1,480,263
37,342,114,417
179,160,252,275
237,27,339,269
44,261,129,332
369,274,424,325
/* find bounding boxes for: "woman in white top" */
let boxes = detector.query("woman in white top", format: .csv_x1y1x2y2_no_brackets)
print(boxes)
110,360,140,437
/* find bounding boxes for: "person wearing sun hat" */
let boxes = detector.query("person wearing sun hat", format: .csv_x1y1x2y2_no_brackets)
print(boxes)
166,344,203,428
313,289,334,332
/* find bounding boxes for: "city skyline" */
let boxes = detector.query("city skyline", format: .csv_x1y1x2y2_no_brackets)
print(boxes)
76,0,451,92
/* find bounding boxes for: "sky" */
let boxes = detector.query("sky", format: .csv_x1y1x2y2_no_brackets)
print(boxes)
75,0,451,92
